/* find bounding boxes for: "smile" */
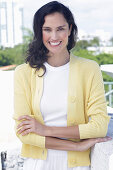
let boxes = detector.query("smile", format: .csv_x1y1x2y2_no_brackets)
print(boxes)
49,41,62,46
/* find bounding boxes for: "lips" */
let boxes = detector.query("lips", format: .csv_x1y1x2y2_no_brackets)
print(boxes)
49,41,62,46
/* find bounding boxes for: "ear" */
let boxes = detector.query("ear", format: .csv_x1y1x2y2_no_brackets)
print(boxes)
68,24,72,36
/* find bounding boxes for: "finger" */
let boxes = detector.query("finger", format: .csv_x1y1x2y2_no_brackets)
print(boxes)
17,120,30,129
97,136,112,143
18,115,32,121
106,136,112,140
103,136,112,141
21,129,32,136
17,125,31,134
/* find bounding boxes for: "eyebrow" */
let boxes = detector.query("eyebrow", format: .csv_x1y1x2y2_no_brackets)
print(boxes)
42,25,66,29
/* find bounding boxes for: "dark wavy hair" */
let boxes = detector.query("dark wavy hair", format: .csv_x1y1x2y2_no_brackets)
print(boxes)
26,1,78,76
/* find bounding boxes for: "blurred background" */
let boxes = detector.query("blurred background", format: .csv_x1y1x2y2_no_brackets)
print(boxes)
0,0,113,169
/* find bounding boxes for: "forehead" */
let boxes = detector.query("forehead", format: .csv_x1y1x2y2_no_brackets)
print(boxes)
43,12,68,27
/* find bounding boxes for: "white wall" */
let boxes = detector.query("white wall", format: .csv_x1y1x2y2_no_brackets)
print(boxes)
0,70,21,151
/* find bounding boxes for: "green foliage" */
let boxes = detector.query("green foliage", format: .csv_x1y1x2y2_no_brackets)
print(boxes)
23,28,33,44
22,28,33,53
75,40,90,50
0,48,14,66
89,36,100,47
102,72,113,82
0,28,33,67
0,44,25,66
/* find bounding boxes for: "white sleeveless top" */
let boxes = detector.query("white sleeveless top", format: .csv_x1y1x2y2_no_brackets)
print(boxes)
23,61,90,170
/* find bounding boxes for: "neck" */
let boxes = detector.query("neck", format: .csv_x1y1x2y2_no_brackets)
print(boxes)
47,50,70,67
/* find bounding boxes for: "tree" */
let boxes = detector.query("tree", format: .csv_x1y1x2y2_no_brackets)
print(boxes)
89,36,100,47
74,40,90,50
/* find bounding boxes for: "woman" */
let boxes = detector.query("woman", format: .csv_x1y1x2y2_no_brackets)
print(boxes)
13,1,111,170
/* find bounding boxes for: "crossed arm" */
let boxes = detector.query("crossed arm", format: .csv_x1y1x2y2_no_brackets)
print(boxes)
16,115,111,151
17,116,80,139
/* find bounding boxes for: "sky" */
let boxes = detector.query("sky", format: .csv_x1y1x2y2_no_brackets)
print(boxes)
20,0,113,41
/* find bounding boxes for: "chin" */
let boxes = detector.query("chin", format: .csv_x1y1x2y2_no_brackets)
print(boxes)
48,47,67,55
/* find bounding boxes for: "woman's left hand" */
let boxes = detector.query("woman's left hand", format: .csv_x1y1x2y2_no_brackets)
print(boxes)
17,115,46,136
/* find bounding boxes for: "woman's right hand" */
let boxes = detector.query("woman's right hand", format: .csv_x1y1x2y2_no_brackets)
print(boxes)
76,136,112,151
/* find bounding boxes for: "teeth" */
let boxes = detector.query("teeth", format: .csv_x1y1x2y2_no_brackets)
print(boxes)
50,42,61,46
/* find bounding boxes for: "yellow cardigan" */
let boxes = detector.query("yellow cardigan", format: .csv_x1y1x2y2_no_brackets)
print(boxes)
13,54,110,167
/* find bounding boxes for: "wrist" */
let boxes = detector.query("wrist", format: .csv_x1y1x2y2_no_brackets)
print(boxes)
73,142,80,151
44,125,51,136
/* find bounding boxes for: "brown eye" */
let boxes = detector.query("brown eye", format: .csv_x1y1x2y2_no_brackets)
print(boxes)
57,28,65,31
43,29,51,32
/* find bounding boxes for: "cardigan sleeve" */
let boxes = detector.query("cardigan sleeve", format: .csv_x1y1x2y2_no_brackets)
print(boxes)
79,62,110,139
13,65,45,148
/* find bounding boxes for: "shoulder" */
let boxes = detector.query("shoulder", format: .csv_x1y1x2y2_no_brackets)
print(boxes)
15,63,32,73
14,63,36,85
71,54,100,73
14,63,33,77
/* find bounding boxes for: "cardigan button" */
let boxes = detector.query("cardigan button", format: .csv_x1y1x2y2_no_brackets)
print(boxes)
70,96,76,103
71,159,76,164
70,120,76,125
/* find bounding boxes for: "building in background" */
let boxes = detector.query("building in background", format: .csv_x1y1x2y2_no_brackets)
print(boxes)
87,46,113,55
0,0,24,47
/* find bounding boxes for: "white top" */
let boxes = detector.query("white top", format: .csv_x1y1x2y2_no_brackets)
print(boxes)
40,61,69,127
23,61,89,170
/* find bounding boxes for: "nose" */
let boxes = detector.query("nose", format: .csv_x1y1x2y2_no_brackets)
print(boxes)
51,31,58,40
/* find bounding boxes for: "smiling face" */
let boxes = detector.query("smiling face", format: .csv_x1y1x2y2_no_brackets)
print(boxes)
42,12,71,56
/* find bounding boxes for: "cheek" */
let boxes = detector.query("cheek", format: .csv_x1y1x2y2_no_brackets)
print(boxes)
61,32,69,40
42,32,49,42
